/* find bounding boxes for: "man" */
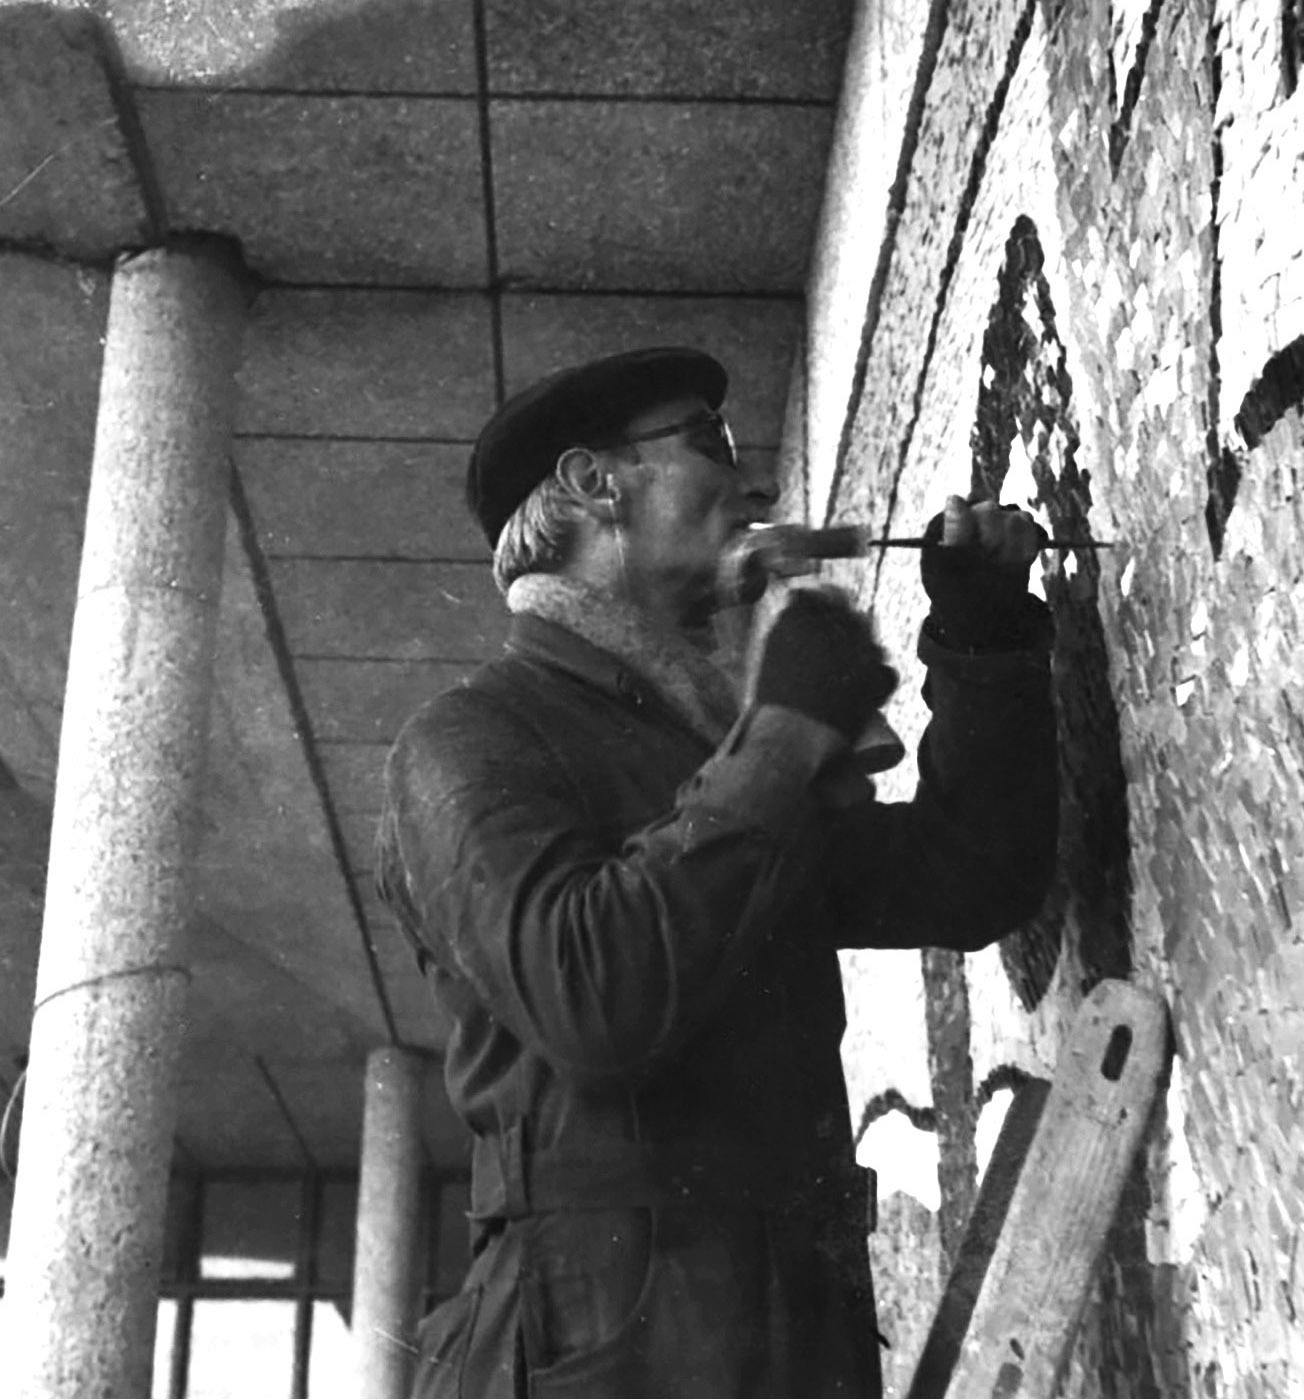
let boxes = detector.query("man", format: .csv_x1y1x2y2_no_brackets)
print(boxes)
376,347,1057,1398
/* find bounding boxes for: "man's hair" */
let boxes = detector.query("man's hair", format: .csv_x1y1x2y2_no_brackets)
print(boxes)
491,470,582,593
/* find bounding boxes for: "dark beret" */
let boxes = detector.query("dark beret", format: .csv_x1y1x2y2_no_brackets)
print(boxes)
466,346,728,547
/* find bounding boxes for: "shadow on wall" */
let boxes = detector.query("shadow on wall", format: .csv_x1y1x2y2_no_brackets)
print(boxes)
970,214,1133,1010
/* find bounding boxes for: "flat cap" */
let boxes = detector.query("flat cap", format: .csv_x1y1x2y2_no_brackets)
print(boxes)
466,346,728,547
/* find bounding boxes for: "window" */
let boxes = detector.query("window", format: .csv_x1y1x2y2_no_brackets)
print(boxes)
155,1169,469,1399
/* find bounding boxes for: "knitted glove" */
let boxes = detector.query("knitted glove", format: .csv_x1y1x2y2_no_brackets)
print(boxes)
754,588,898,743
921,499,1045,652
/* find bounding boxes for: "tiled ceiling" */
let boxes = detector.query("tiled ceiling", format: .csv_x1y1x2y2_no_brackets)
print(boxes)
0,0,855,1170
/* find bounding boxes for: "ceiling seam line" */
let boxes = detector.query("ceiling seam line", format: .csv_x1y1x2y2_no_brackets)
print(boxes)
130,85,836,110
87,20,169,239
245,281,807,299
263,554,493,564
227,458,401,1045
293,655,488,665
234,432,476,445
253,1054,318,1171
471,0,505,407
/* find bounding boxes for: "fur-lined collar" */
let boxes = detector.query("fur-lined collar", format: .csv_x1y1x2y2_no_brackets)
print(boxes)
506,574,739,745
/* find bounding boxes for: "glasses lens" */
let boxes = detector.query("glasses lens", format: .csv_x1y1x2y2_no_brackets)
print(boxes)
685,414,737,471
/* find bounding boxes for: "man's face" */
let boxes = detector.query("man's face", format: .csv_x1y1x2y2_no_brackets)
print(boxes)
603,394,777,623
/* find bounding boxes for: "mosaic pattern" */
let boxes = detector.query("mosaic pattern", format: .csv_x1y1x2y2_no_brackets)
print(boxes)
804,0,1304,1392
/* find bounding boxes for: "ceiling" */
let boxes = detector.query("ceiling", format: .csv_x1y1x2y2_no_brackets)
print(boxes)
0,0,854,1173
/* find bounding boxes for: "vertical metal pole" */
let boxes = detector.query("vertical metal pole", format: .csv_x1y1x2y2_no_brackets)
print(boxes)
351,1047,426,1398
0,236,247,1397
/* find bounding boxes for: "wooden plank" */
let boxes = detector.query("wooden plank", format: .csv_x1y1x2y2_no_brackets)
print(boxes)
943,979,1170,1398
908,1077,1050,1398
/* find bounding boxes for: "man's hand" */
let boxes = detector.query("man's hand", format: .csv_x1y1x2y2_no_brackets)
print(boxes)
754,588,898,743
921,494,1046,651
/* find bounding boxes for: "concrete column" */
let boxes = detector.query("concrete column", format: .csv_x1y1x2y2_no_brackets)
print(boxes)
0,237,247,1397
352,1047,427,1399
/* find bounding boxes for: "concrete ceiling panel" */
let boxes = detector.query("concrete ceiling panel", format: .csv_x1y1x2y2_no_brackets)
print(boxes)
0,8,154,259
237,439,485,560
269,559,505,660
499,292,803,444
357,895,452,1053
483,0,853,102
298,658,474,744
338,810,380,879
360,906,453,1051
252,1055,367,1170
491,100,834,292
0,254,107,798
174,1047,313,1169
100,0,477,93
185,914,369,1064
0,774,49,1055
236,290,495,437
318,741,391,814
198,521,389,1044
137,91,488,284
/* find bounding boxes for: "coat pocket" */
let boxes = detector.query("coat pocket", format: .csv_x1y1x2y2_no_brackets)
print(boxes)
411,1288,483,1399
521,1208,658,1398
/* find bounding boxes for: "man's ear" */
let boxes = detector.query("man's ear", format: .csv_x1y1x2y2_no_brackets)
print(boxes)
555,447,621,520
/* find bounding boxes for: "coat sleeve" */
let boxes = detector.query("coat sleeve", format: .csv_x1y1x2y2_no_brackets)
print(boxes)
376,688,843,1080
823,619,1059,951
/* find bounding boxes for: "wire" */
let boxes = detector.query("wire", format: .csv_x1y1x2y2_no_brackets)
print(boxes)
1,1067,28,1184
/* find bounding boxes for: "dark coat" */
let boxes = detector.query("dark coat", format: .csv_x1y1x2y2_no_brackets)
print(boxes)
377,610,1057,1398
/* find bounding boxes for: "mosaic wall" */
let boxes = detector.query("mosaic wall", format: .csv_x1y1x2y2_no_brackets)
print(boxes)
791,0,1304,1393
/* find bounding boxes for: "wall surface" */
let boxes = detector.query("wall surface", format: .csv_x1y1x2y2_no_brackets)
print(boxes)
790,0,1304,1394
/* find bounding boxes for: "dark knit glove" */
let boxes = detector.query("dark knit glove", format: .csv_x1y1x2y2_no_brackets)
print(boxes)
921,505,1044,652
754,589,898,743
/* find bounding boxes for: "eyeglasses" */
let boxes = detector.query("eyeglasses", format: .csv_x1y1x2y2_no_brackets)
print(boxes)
598,410,739,472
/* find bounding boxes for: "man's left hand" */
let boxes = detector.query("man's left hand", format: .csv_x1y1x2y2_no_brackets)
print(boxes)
937,494,1046,564
921,494,1046,651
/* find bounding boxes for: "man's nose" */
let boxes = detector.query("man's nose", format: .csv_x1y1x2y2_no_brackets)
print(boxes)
736,450,780,521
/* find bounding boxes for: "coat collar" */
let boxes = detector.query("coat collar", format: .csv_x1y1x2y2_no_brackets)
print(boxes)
503,574,740,747
503,613,728,751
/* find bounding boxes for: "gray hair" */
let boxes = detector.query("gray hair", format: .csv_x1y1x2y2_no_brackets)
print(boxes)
492,471,583,594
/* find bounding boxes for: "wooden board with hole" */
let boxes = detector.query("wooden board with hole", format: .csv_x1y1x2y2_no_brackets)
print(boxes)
940,978,1170,1399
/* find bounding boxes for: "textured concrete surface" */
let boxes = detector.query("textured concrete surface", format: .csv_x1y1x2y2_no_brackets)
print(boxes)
0,6,153,259
236,289,496,438
197,520,390,1049
491,100,835,292
364,908,458,1053
4,242,245,1398
0,254,107,800
500,292,804,446
100,0,477,92
0,774,49,1067
483,0,853,101
3,974,192,1395
789,0,1304,1393
2,0,850,1210
797,0,936,521
238,439,485,560
138,91,488,284
268,559,505,659
319,741,390,812
297,659,473,743
0,251,393,1180
351,1046,425,1398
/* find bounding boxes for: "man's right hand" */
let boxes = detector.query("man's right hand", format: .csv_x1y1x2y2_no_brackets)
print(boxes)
753,588,898,743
